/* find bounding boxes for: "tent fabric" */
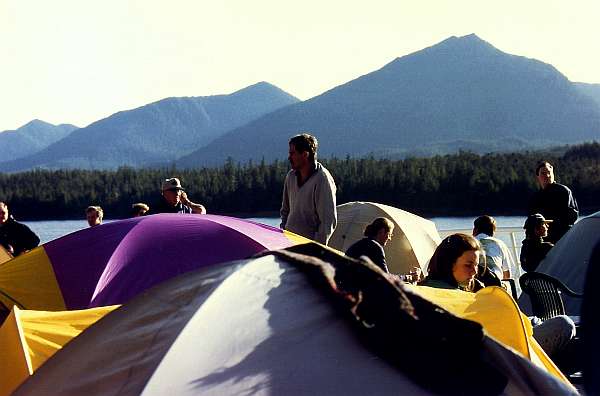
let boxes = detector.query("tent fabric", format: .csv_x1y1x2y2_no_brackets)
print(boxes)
408,285,567,382
0,214,306,311
0,247,66,310
328,201,441,275
15,247,576,395
0,305,118,396
0,245,12,264
534,210,600,316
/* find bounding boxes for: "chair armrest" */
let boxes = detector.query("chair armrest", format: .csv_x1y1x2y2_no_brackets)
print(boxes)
501,278,518,301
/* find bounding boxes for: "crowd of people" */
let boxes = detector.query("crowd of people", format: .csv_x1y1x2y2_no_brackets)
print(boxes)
0,132,581,372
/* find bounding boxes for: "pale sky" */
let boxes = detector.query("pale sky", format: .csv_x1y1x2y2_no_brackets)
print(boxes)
1,0,599,132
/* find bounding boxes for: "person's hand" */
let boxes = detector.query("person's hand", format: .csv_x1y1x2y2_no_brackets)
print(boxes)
180,191,190,205
410,267,422,282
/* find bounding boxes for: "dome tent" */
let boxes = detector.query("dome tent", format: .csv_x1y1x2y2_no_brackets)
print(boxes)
328,201,441,275
0,214,307,311
534,211,600,316
14,245,576,395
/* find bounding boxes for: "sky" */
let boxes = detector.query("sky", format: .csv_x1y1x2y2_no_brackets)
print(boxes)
1,0,600,132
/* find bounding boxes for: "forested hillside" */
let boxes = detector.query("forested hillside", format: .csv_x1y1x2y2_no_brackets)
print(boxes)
1,143,598,220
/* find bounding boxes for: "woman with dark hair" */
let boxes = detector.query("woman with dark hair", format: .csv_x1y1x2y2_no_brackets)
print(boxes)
345,217,394,273
421,233,575,361
420,233,483,291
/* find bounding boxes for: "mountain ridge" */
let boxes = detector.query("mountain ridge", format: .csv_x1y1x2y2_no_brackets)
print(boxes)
0,82,299,171
0,120,78,162
175,34,600,167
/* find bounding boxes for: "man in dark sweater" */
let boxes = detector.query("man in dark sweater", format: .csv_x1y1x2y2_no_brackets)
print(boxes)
0,202,40,256
529,161,578,244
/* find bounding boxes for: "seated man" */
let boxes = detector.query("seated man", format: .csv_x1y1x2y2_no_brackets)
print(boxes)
153,178,206,214
0,201,40,256
520,213,554,272
472,215,513,280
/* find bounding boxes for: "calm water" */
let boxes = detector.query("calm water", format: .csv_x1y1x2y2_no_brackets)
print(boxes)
23,216,527,245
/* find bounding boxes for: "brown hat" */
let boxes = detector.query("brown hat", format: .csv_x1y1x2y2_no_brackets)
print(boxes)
524,213,552,230
161,177,184,192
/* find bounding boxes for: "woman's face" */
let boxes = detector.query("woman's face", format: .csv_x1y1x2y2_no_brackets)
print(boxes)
452,250,480,284
375,227,393,246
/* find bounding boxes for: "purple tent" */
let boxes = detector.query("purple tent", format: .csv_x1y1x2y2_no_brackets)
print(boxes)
0,214,305,311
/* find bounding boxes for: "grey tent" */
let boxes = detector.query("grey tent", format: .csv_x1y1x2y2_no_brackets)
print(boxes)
15,245,576,395
535,211,600,316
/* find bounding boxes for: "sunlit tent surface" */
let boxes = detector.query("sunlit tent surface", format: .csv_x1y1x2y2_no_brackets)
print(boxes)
0,214,306,311
15,248,576,395
0,305,118,396
0,245,12,265
535,210,600,316
328,201,441,274
408,285,567,382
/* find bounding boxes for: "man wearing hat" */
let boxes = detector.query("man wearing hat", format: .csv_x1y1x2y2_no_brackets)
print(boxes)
529,161,578,244
520,213,554,272
152,177,206,214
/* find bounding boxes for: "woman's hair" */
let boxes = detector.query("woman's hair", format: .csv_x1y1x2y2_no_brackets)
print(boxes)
363,217,394,238
131,202,150,216
86,205,103,219
424,233,482,287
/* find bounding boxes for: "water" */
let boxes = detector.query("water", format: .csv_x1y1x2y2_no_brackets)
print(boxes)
23,216,527,244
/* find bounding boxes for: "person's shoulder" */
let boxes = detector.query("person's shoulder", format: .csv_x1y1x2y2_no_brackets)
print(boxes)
550,182,572,193
488,235,508,247
420,278,458,290
315,162,336,183
8,217,28,229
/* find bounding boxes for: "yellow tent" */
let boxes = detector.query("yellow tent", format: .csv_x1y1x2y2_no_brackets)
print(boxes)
0,305,118,396
407,285,571,385
0,245,12,265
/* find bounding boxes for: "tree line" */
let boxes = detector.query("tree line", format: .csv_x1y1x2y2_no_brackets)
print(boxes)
1,142,599,221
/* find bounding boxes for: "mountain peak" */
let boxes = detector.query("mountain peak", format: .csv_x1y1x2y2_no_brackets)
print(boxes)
433,33,497,53
20,119,54,129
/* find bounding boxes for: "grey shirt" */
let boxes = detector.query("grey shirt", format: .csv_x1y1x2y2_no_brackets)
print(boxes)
280,162,337,245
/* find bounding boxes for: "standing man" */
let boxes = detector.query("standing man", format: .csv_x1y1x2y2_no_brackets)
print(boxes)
529,161,578,244
280,133,337,245
0,202,40,256
153,177,206,214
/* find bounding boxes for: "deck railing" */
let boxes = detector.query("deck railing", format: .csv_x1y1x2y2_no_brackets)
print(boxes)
438,227,525,265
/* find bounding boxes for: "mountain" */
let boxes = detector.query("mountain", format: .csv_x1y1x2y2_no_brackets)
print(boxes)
0,82,299,171
176,34,600,167
575,82,600,109
0,120,78,162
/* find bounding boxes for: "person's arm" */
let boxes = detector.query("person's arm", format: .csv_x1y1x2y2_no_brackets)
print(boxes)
564,187,579,225
501,244,511,279
314,173,337,245
21,224,40,251
280,176,290,230
180,192,206,214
